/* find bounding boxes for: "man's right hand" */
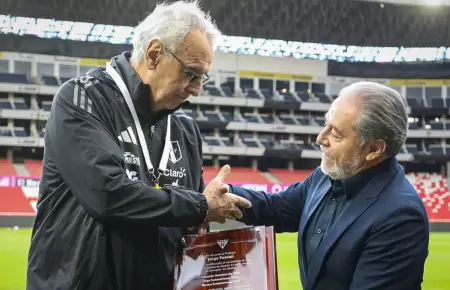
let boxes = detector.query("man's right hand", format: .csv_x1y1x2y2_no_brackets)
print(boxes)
202,164,252,224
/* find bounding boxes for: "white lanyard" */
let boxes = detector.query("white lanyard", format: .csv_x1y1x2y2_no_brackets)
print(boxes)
106,63,172,187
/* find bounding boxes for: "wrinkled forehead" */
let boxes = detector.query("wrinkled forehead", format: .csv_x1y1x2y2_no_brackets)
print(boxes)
326,94,361,132
177,31,213,64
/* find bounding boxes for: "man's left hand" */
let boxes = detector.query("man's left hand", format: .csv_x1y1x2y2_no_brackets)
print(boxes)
194,184,246,236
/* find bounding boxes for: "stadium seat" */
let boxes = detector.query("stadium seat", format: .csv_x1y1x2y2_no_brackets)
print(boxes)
181,108,197,119
295,91,309,102
279,92,297,102
406,144,419,154
204,139,220,146
314,116,325,126
204,111,222,122
430,121,444,130
407,97,423,108
429,144,444,155
221,86,234,97
0,127,12,137
13,98,29,110
221,111,234,122
269,168,312,183
0,159,18,175
259,88,274,99
314,92,332,103
260,114,275,123
40,100,52,111
295,116,310,125
13,127,29,137
428,96,444,108
41,75,59,86
203,85,222,97
0,98,12,109
407,173,450,222
408,121,420,130
202,166,270,183
242,113,260,123
239,133,260,148
279,115,296,125
0,188,36,215
243,88,261,99
24,160,43,177
242,140,260,147
0,73,29,84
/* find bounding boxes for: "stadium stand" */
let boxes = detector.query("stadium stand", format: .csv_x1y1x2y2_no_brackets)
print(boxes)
0,61,448,156
24,160,42,177
0,47,450,223
0,187,35,216
407,173,450,222
0,159,16,175
269,169,312,183
203,166,271,183
2,170,449,222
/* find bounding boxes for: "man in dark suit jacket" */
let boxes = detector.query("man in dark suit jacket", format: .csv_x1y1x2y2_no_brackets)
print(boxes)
225,81,430,290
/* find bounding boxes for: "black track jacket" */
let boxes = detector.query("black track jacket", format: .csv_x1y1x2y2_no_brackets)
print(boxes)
27,52,209,290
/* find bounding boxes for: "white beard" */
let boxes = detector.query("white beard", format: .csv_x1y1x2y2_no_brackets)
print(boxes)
320,153,361,180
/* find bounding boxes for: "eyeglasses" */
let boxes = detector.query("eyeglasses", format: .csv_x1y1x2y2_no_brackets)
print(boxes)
162,44,210,86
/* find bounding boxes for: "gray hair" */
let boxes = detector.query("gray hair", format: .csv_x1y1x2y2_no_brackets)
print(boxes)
130,0,222,65
340,81,408,157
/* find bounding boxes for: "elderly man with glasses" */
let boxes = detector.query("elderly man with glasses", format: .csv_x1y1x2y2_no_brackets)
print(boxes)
26,1,251,290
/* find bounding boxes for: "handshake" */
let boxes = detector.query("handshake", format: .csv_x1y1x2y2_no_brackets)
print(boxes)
195,164,252,235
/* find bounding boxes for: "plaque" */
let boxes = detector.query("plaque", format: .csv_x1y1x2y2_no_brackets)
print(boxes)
173,226,279,290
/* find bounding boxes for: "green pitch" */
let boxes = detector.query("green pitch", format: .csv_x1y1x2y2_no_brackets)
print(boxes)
275,232,450,290
0,228,449,290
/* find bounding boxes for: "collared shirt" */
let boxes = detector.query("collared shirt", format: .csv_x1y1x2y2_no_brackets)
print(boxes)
303,158,393,265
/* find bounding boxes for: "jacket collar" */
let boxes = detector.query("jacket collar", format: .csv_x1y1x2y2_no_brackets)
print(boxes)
109,51,187,125
330,156,396,199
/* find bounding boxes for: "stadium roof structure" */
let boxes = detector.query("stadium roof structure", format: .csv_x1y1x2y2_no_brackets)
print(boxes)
2,0,450,47
364,0,450,6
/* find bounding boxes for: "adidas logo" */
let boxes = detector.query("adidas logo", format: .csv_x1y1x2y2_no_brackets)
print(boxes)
217,239,228,249
118,126,137,145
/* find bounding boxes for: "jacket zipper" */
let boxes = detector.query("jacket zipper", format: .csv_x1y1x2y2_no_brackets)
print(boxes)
145,125,154,185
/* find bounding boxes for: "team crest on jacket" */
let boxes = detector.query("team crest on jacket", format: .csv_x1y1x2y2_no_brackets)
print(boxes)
169,141,182,164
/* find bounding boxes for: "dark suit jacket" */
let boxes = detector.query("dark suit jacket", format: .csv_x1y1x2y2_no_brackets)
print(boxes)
230,158,429,290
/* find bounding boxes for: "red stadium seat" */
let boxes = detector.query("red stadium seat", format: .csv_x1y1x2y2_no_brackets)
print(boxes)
202,166,270,183
1,170,449,221
0,159,18,175
269,168,312,183
406,172,450,222
0,188,35,216
24,160,43,177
